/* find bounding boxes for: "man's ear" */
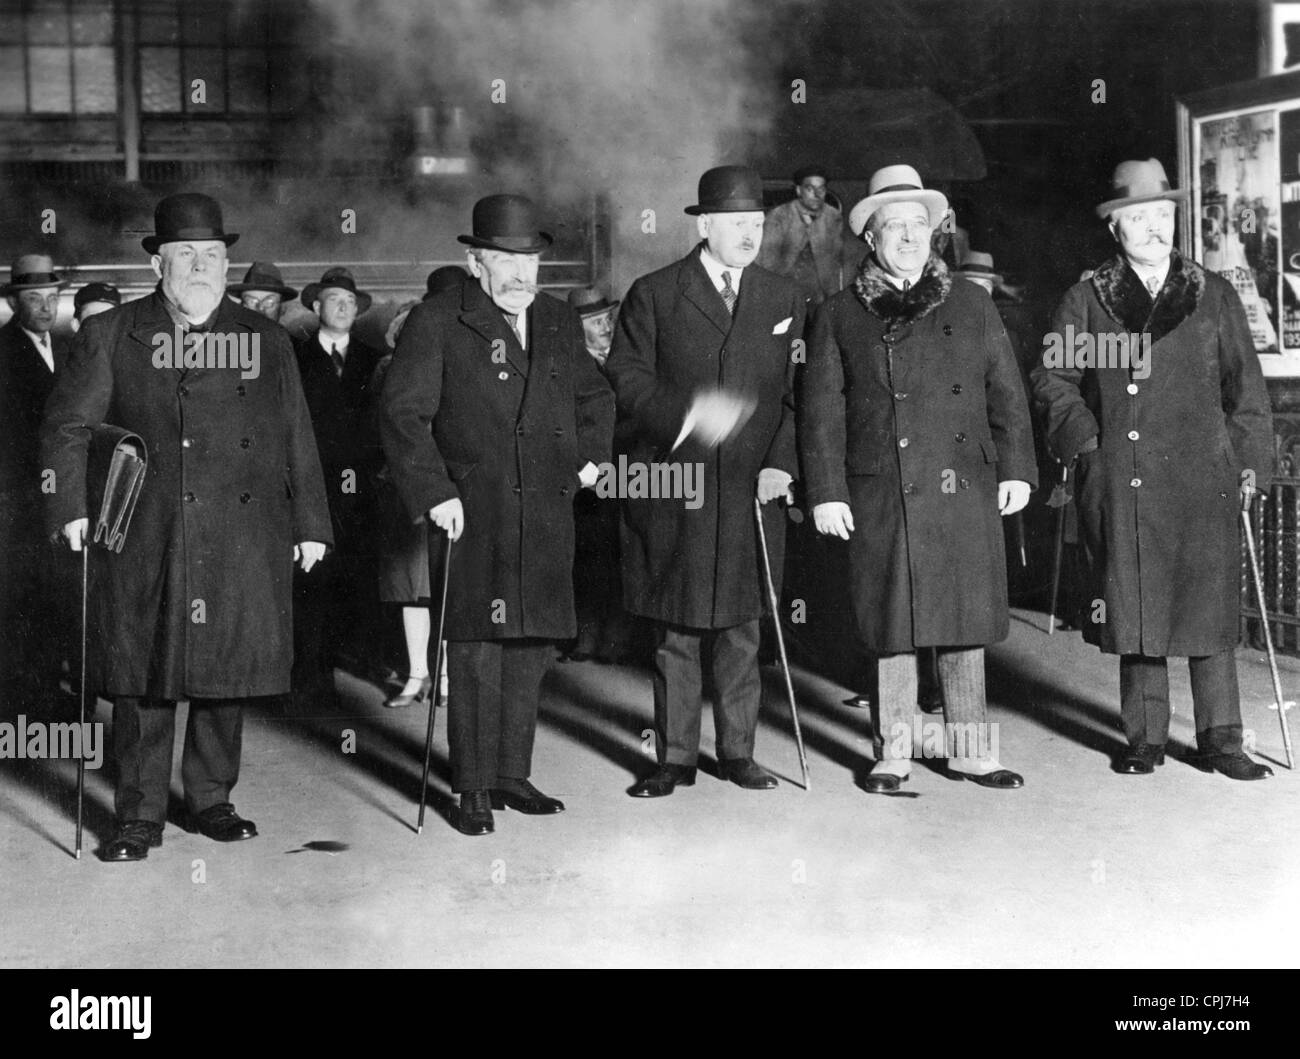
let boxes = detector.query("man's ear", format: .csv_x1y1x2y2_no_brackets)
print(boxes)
150,254,164,280
465,251,482,278
696,214,710,242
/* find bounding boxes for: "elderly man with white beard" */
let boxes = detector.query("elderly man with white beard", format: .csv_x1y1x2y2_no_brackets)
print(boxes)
41,193,332,861
1031,159,1275,780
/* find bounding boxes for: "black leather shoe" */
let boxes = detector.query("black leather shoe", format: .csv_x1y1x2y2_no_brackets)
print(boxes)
193,803,258,842
456,790,495,835
1116,743,1165,774
949,767,1024,789
918,689,944,715
628,764,696,798
843,693,873,709
864,771,908,794
101,820,163,862
719,757,778,789
1189,751,1273,780
491,779,565,814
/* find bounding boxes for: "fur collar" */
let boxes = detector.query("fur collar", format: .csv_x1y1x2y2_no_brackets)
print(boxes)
1090,249,1204,343
853,255,951,330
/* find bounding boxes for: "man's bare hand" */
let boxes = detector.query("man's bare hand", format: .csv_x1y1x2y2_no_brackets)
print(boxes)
757,468,794,505
998,480,1031,516
63,517,89,552
294,541,327,572
578,461,600,489
429,497,464,541
813,501,854,539
686,389,756,449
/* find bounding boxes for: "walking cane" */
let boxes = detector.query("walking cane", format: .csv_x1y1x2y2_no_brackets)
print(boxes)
1045,460,1070,634
754,497,811,790
417,531,453,833
1240,501,1295,769
76,545,88,859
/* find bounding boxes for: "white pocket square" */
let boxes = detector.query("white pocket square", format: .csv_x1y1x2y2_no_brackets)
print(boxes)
772,317,793,335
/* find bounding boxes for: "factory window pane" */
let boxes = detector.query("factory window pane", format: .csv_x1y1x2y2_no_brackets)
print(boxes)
138,8,180,45
71,2,114,45
27,0,69,46
73,45,116,113
140,45,181,112
269,53,307,114
180,1,225,45
183,45,224,111
227,48,268,113
28,45,71,112
229,1,268,43
0,14,24,41
0,47,26,112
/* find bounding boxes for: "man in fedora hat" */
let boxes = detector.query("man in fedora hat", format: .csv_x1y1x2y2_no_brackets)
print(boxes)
291,266,385,704
381,193,614,835
604,164,805,798
567,285,619,367
0,254,73,708
228,261,297,322
1031,158,1275,781
41,191,332,860
757,163,864,305
800,164,1037,795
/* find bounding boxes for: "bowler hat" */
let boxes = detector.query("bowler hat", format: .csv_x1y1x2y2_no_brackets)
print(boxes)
302,267,372,315
848,164,949,236
424,266,467,300
567,286,620,318
227,261,297,300
2,253,69,294
142,192,239,254
685,166,765,215
73,282,121,313
1095,158,1188,219
458,195,552,254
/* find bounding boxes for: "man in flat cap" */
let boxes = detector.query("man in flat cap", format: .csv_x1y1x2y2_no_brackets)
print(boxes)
605,165,805,798
757,164,864,305
1,255,72,707
228,261,297,323
800,164,1036,794
291,267,385,704
1031,159,1275,780
381,194,614,835
41,192,332,861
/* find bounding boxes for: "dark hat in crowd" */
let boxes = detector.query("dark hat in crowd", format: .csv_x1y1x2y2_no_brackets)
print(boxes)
302,267,372,315
73,282,121,313
684,165,766,215
1095,158,1188,219
567,286,619,318
142,192,239,254
458,195,553,254
2,253,69,294
228,261,297,300
424,265,467,300
793,164,829,185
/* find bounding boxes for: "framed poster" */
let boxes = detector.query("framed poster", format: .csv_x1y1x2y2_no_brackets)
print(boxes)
1179,71,1300,375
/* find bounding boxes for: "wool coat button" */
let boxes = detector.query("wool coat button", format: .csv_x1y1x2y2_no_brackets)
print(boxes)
1130,478,1142,488
236,385,246,396
499,371,509,380
1127,383,1139,395
240,492,251,503
181,437,192,448
943,324,953,335
894,391,908,400
952,384,962,394
184,491,196,503
178,385,189,397
240,438,250,449
1128,430,1139,441
899,437,909,448
960,477,971,489
955,432,966,443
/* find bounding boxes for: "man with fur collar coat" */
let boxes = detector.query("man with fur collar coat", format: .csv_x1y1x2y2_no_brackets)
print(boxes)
799,165,1038,795
1031,159,1274,781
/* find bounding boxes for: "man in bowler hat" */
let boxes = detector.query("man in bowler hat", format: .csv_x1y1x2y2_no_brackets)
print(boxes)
42,192,332,860
381,194,614,835
605,165,806,797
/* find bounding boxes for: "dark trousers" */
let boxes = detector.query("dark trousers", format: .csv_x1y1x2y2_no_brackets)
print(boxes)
112,696,245,824
445,639,553,792
1119,650,1243,753
652,619,761,767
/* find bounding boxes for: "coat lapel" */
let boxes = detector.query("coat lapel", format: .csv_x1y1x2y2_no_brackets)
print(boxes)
680,251,733,336
1091,251,1204,344
458,283,530,378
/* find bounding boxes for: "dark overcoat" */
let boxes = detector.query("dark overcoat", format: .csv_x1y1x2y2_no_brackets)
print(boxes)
379,280,614,641
0,319,68,494
799,257,1038,652
603,247,806,630
1029,251,1274,657
40,290,333,698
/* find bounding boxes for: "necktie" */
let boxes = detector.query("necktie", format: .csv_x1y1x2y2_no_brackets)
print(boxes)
504,312,523,347
721,271,737,315
1146,276,1161,297
331,344,344,377
38,335,53,371
903,279,912,293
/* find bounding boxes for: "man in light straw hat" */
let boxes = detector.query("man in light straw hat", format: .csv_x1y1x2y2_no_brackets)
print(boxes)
800,164,1037,794
1030,158,1275,780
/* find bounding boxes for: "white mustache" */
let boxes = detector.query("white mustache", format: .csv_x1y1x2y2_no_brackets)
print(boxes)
505,282,539,294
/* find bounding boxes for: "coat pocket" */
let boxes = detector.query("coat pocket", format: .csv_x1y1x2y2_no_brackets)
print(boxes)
979,438,998,464
445,460,478,483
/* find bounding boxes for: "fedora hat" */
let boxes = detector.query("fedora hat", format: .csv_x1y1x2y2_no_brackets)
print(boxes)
424,265,467,300
848,164,949,236
2,253,69,294
73,282,121,313
954,250,1003,286
458,194,552,254
227,261,297,300
302,267,372,315
684,165,765,215
567,286,620,318
142,192,239,254
1096,158,1188,219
